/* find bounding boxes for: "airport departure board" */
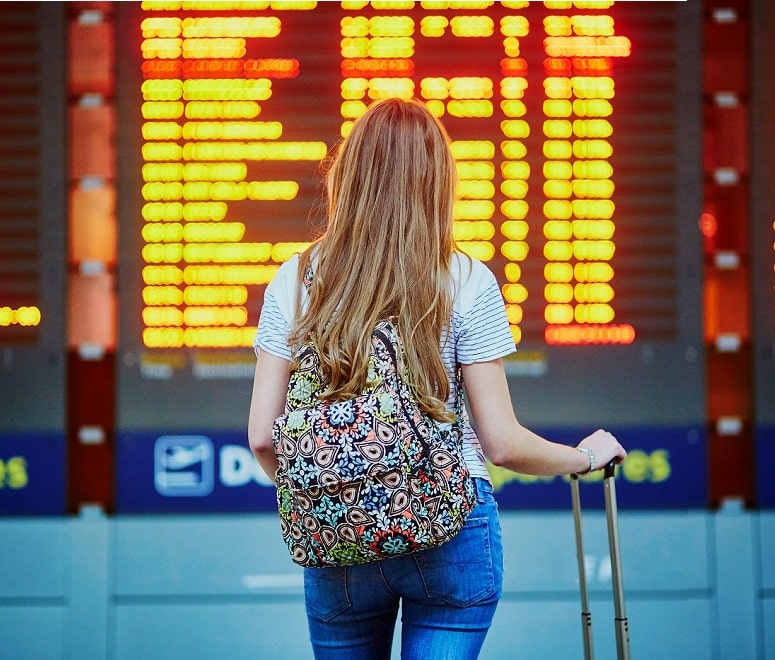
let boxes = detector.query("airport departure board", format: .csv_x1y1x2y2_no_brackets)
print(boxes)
115,1,707,512
0,2,67,515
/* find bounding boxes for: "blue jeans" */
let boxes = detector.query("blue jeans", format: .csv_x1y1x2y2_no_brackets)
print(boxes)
303,479,503,660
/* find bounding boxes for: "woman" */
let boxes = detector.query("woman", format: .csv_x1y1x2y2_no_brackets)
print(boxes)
248,98,627,659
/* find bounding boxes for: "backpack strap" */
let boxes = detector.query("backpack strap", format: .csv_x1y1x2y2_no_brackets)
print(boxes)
302,263,314,290
376,319,464,428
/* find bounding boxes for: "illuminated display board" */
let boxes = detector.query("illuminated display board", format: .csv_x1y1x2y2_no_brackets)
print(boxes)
0,3,67,514
0,17,47,345
116,1,706,511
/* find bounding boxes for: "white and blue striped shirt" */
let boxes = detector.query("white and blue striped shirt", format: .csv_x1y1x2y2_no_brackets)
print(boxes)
254,252,516,481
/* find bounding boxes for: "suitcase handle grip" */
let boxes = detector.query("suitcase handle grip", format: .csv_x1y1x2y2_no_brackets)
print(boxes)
604,460,617,479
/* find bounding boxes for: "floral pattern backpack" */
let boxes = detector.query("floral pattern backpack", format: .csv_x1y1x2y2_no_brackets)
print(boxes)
272,318,477,568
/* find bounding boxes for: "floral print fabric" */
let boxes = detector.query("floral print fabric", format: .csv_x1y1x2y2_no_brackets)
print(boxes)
272,320,477,568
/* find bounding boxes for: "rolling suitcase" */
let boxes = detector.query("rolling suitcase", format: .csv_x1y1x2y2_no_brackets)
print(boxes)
570,462,631,660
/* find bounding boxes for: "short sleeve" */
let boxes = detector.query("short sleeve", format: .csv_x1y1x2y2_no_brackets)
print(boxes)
452,257,515,365
253,255,301,361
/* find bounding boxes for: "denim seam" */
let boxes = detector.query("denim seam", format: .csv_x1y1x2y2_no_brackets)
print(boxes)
376,560,400,598
412,517,496,607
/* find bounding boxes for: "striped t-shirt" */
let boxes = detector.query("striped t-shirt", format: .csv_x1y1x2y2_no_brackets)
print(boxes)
254,251,516,481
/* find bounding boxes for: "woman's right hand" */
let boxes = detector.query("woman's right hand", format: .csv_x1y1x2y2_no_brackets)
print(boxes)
576,429,627,473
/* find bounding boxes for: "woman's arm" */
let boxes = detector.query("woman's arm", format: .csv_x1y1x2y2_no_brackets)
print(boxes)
462,358,626,475
248,350,291,483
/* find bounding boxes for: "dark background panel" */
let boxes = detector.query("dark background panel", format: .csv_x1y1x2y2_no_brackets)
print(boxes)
0,3,67,515
0,2,67,431
751,0,775,505
114,2,707,510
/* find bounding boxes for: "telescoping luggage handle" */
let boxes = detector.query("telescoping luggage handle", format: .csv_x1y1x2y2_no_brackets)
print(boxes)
570,461,631,660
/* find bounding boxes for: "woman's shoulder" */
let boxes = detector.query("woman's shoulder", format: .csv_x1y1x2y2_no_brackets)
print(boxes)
450,252,498,291
264,253,304,311
269,253,301,287
450,252,501,317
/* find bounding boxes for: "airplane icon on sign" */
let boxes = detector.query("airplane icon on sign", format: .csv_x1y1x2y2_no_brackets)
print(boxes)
154,436,214,496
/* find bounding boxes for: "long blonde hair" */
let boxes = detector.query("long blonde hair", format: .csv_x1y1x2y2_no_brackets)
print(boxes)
290,98,458,422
